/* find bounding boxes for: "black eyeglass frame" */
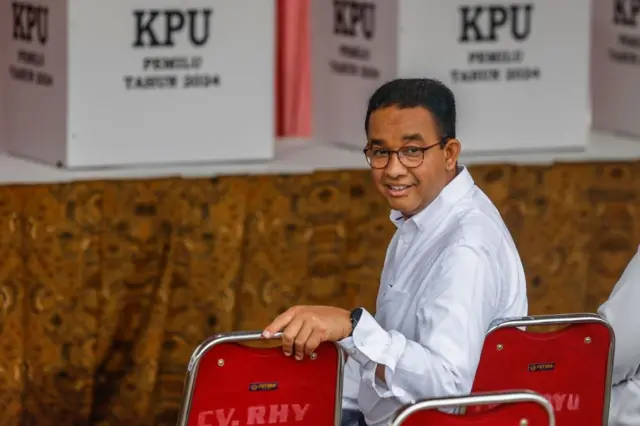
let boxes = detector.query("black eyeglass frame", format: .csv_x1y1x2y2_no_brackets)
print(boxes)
362,137,452,169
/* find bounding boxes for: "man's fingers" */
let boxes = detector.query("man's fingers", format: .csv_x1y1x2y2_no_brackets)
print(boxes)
305,330,324,356
263,308,296,338
293,321,314,360
281,317,303,356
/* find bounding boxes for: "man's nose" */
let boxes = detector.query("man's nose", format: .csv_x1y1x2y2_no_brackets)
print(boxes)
384,152,408,178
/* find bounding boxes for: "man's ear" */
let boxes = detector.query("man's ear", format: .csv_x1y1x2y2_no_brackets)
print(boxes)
443,138,461,171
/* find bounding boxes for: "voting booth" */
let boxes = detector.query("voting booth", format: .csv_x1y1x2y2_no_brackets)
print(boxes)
591,0,640,139
311,0,591,153
310,0,398,151
3,0,275,168
0,4,8,153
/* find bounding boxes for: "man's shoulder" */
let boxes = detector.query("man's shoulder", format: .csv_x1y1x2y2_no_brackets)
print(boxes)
442,202,513,250
433,199,523,278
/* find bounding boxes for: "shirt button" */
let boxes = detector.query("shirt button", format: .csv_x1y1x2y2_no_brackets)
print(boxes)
350,349,357,355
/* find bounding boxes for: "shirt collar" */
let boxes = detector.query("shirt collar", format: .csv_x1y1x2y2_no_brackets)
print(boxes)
389,165,475,230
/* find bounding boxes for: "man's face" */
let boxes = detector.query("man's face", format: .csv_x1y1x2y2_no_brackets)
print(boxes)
367,106,460,217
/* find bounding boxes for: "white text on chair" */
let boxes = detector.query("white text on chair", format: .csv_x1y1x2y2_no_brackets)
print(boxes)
542,393,580,412
198,404,311,426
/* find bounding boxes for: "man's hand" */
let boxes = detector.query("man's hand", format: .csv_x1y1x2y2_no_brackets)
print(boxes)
262,305,352,360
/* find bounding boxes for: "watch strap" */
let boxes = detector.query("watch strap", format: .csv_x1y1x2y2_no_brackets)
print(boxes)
349,307,363,336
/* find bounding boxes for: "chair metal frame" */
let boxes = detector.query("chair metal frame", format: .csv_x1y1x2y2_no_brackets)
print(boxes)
483,313,615,426
176,330,345,426
390,390,556,426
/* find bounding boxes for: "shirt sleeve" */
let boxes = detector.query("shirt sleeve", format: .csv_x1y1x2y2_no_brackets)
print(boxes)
598,249,640,385
340,356,363,410
338,244,499,402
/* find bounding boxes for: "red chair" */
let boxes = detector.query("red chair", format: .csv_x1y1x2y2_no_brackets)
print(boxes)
470,313,615,425
390,390,555,426
176,331,344,426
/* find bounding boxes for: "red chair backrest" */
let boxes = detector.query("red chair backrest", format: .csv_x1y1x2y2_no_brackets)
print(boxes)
470,314,614,426
390,391,555,426
177,332,344,426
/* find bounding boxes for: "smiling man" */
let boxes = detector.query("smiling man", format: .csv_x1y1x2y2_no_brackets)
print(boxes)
262,78,528,426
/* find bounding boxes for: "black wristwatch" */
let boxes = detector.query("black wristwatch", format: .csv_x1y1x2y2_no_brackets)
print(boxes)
349,307,363,336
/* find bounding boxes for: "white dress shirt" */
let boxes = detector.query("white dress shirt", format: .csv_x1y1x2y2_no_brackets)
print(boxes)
339,166,528,426
598,247,640,426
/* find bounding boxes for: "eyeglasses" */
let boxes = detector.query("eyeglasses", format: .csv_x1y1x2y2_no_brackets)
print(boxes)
363,142,444,169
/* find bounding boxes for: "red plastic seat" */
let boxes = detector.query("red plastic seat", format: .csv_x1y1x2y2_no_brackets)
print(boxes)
390,390,555,426
176,331,344,426
470,313,615,425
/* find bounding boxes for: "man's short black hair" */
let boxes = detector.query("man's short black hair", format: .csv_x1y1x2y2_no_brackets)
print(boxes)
364,78,456,141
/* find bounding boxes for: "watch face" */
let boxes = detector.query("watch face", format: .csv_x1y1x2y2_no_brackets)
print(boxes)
350,308,362,336
351,308,363,323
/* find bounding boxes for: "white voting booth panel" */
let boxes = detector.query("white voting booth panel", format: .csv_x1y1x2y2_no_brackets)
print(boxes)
0,13,9,155
3,0,275,168
311,0,591,154
310,0,398,150
0,4,9,153
591,0,640,139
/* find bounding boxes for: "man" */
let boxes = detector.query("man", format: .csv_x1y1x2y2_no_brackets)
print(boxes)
262,78,528,426
598,247,640,426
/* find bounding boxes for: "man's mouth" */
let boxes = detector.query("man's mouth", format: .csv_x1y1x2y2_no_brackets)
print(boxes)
386,184,413,196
